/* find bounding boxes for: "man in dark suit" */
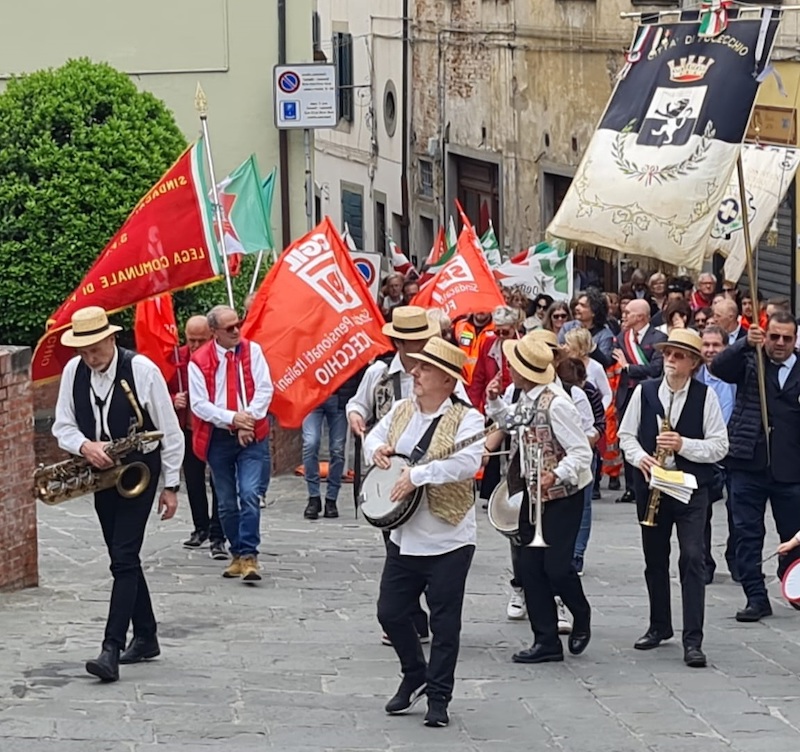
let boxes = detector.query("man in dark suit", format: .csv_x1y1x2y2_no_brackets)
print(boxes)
612,299,667,502
712,298,746,346
711,311,800,622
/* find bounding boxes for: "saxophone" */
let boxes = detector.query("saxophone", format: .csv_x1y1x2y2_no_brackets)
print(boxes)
34,380,163,506
641,391,675,528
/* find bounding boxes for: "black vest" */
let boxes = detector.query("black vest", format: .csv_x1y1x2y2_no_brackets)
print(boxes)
637,378,713,487
73,348,160,474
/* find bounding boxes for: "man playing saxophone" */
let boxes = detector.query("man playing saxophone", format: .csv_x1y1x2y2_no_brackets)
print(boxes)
52,306,184,683
618,329,728,668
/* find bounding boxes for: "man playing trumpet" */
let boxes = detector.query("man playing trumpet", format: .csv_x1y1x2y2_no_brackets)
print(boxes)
618,329,728,668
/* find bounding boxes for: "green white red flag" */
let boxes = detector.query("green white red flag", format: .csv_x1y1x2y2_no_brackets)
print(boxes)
216,155,274,256
480,221,503,268
31,140,220,383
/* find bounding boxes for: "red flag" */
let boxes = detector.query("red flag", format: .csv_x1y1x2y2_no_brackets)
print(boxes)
411,226,506,320
31,140,220,383
241,217,391,428
455,198,473,233
424,226,447,267
134,294,179,382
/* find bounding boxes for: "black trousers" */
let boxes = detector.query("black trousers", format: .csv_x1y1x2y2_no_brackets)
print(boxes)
381,531,429,637
377,541,474,704
635,485,709,649
183,428,224,543
518,489,590,649
95,462,160,651
703,474,737,579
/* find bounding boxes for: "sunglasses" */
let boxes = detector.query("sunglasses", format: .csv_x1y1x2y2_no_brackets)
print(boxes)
222,322,242,334
495,327,516,337
722,287,736,293
664,349,690,361
536,303,548,310
552,313,568,320
694,318,707,325
768,333,794,343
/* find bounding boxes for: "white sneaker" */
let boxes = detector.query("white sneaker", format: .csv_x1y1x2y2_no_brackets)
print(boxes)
557,597,572,635
507,587,527,620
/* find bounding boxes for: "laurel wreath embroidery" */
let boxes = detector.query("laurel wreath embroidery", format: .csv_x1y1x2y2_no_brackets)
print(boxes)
611,119,716,186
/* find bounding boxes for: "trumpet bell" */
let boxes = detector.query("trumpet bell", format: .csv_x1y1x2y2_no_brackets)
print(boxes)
487,482,524,540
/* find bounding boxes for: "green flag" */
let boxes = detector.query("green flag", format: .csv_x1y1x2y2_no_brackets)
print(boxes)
261,166,277,252
480,221,502,268
446,216,458,255
216,155,273,254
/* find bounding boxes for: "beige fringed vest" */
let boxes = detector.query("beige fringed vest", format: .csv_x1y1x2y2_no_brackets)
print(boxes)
387,399,475,525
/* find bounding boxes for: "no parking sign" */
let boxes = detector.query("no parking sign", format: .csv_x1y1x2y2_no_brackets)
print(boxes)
350,252,382,301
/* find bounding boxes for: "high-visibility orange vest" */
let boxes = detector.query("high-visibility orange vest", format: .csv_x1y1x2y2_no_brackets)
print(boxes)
453,318,494,383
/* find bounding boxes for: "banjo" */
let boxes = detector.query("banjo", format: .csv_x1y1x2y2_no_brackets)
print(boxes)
358,424,500,530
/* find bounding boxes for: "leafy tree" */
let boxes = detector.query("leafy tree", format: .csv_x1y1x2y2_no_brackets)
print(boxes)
0,58,189,346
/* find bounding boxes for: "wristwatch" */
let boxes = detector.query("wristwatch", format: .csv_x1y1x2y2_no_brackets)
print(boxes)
164,485,180,493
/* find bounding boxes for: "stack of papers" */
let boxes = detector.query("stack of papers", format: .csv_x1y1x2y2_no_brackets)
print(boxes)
648,466,698,504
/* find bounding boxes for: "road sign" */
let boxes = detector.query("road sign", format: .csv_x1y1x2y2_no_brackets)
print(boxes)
350,252,383,301
273,64,337,130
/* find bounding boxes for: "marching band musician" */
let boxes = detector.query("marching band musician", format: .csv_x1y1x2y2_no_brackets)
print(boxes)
618,329,728,669
363,337,484,728
485,335,594,664
52,306,184,682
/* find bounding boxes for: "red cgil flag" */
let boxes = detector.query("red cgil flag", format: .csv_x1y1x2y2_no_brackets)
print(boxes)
411,225,506,320
134,293,179,383
242,217,391,428
31,140,221,383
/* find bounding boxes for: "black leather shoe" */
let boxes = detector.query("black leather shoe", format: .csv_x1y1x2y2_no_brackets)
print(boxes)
609,476,621,491
119,636,160,665
568,625,591,655
512,644,564,664
303,496,322,520
615,489,635,504
182,531,208,548
634,628,674,650
424,699,450,727
323,499,339,518
85,647,120,682
684,646,707,668
735,603,772,622
385,676,426,714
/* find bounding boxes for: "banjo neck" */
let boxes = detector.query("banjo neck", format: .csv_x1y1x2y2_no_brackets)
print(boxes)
409,422,501,467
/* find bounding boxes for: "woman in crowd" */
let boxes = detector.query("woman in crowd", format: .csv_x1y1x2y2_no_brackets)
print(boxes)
648,272,667,314
657,298,692,334
543,301,572,337
693,307,711,333
524,293,554,332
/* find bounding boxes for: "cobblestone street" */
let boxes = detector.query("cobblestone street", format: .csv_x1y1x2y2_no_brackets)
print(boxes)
1,478,799,751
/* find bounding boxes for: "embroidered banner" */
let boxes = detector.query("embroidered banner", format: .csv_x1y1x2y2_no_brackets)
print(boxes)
547,11,780,271
704,143,799,282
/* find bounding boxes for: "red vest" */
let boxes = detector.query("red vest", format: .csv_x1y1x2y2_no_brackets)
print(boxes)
191,338,269,460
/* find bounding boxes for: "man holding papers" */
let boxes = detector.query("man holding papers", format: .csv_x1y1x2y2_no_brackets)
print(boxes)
619,329,728,669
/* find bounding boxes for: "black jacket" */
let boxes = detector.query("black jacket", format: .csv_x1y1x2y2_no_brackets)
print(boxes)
616,326,667,412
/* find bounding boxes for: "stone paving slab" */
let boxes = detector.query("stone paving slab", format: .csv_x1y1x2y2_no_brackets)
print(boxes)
1,476,799,750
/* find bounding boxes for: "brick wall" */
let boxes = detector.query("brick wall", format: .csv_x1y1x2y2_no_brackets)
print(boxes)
0,346,38,590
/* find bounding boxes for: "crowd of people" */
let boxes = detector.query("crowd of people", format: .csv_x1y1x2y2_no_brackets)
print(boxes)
48,263,800,729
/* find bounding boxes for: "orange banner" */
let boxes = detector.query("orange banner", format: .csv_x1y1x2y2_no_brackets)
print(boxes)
32,141,220,382
242,217,391,429
412,226,506,319
134,294,179,383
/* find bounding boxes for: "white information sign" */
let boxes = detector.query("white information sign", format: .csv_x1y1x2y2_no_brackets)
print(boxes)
273,64,337,130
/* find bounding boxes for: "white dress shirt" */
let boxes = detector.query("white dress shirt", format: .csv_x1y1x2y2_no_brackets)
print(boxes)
773,353,797,390
486,383,594,490
52,348,184,487
728,325,742,345
618,377,729,470
363,396,484,556
345,353,468,421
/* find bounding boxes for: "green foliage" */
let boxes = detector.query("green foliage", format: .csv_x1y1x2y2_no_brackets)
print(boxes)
0,58,188,346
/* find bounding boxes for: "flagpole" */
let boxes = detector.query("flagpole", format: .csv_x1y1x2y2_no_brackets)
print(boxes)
736,156,771,463
195,83,236,310
174,346,184,392
248,252,265,295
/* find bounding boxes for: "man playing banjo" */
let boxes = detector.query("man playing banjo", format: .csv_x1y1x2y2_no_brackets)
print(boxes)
363,337,484,728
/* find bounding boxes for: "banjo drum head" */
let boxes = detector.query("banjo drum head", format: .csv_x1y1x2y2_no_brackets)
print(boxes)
781,558,800,604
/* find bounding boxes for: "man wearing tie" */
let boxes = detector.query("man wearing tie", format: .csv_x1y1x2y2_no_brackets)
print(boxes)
612,299,667,503
189,305,274,582
711,311,800,621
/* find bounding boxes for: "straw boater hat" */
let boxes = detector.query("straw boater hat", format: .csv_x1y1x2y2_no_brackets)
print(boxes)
654,328,703,359
60,306,122,348
503,335,555,385
527,328,559,351
382,305,439,340
407,336,467,383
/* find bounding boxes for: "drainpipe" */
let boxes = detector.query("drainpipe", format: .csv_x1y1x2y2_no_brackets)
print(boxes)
278,0,292,248
400,0,411,255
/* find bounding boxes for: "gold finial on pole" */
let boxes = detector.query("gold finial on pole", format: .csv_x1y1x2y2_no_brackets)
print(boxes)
194,82,208,116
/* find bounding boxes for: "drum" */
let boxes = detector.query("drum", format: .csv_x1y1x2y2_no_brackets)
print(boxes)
486,481,524,545
358,455,424,529
781,559,800,605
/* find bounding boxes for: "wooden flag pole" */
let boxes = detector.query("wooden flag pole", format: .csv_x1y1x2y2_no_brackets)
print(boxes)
736,156,771,463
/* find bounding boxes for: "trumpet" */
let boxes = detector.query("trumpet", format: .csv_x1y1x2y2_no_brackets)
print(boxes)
641,392,675,528
518,426,548,548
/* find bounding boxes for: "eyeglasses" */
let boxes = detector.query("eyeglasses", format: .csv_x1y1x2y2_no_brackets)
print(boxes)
222,322,242,334
722,287,736,293
664,349,690,361
552,313,568,320
768,333,794,343
495,327,516,337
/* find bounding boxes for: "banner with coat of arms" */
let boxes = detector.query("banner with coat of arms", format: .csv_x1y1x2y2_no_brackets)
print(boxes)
547,11,780,271
704,142,799,282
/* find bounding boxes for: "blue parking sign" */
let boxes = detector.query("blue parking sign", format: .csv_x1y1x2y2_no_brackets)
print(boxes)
282,101,299,121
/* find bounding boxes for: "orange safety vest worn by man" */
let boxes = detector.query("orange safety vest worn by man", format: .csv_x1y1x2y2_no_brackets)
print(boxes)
453,312,494,383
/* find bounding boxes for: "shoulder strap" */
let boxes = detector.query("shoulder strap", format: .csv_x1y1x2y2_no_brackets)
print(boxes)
641,379,664,419
391,371,402,401
408,415,445,465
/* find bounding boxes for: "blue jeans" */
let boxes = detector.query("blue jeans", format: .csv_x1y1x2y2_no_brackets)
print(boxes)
729,469,800,607
302,395,347,501
206,429,270,558
574,454,598,560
